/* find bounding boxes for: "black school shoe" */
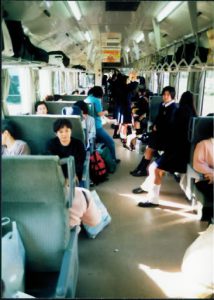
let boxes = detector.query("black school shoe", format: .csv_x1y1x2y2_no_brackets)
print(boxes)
131,169,147,177
138,202,159,208
132,187,147,194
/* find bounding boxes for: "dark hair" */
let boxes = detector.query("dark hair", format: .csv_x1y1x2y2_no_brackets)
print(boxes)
35,101,48,112
90,86,103,98
88,87,94,96
2,120,16,138
74,101,88,114
179,91,197,116
161,86,176,99
53,118,72,133
45,95,54,101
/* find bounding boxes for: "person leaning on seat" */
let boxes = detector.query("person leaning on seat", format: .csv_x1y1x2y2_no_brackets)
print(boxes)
46,118,86,185
193,127,214,223
85,86,120,164
2,120,31,156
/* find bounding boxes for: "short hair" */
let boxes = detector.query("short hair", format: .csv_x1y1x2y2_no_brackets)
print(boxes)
90,86,103,98
74,101,88,114
1,120,16,138
161,86,176,99
53,118,72,133
35,101,48,112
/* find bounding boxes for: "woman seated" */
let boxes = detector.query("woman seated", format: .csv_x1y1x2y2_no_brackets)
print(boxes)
35,101,48,115
2,120,31,156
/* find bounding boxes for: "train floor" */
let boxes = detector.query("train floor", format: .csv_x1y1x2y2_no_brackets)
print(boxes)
76,124,208,299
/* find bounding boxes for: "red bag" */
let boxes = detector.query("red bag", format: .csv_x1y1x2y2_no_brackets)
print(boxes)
90,151,108,184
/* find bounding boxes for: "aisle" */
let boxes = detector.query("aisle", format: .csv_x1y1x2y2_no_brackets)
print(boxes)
76,125,207,299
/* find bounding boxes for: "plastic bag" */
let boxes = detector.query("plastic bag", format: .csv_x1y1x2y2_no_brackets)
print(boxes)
83,190,111,239
2,220,26,298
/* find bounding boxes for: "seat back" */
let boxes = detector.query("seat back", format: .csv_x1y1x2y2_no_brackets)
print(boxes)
2,155,71,272
5,115,85,154
46,101,95,117
188,116,214,166
60,95,86,101
148,95,162,124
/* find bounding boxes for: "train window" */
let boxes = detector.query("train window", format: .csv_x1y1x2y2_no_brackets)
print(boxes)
53,70,61,94
6,68,22,115
86,73,95,88
149,73,158,94
163,72,170,87
177,71,189,101
201,70,214,116
78,72,87,88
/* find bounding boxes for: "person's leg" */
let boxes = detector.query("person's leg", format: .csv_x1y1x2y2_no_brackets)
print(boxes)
131,146,154,176
96,127,117,161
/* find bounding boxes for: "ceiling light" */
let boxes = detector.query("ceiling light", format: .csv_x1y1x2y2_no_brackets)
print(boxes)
156,1,182,23
126,47,130,53
84,31,91,43
135,32,144,43
68,1,81,21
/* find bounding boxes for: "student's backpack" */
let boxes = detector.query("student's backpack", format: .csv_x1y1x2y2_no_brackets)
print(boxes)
90,151,108,184
96,143,116,173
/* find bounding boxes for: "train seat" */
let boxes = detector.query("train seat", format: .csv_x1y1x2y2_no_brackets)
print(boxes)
180,116,214,217
2,155,79,298
45,101,95,117
5,115,90,189
147,95,162,131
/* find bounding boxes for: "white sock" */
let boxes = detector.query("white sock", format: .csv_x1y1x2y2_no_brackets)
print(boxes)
146,184,160,204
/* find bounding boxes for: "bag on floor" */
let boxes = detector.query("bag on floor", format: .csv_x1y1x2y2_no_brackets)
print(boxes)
2,219,26,298
96,143,116,173
82,190,111,239
90,151,108,184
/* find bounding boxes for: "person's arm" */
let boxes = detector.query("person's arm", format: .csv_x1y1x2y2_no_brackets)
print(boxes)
193,141,213,174
94,98,108,116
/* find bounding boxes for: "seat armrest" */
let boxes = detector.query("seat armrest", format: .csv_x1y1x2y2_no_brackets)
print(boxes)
60,157,76,206
187,164,204,181
79,151,90,189
55,226,80,298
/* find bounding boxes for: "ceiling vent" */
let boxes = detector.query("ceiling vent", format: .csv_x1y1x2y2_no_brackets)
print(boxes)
105,1,140,12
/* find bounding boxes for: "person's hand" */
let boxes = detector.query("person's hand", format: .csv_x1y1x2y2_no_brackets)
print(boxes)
104,110,108,116
204,172,214,184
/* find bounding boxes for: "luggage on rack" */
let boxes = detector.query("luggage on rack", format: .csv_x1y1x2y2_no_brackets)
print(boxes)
4,20,48,62
48,51,70,67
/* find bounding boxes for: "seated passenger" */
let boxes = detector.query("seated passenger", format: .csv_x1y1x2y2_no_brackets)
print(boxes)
2,120,31,156
72,89,79,95
193,133,214,222
74,101,96,149
47,118,86,184
35,101,48,115
130,86,177,177
132,91,197,208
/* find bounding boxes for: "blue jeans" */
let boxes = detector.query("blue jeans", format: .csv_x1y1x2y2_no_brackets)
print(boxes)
96,127,116,160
